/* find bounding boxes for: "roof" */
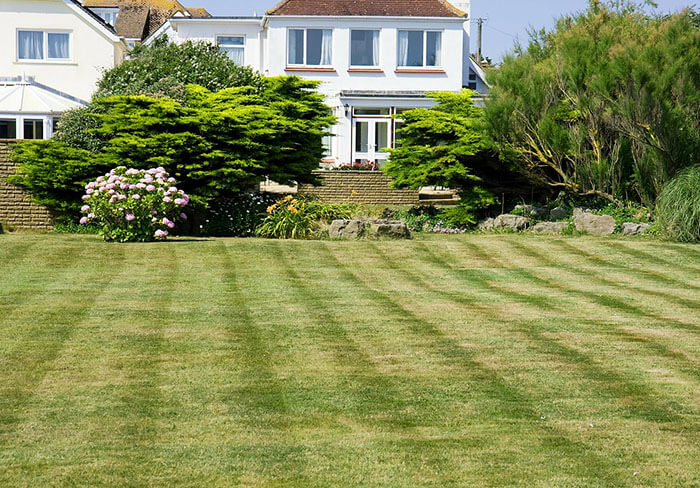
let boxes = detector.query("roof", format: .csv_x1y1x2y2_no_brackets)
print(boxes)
82,0,211,40
0,77,86,114
66,0,120,38
267,0,465,17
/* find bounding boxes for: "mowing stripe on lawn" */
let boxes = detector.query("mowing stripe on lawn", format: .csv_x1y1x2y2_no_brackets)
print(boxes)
321,242,631,486
605,241,700,276
405,241,687,423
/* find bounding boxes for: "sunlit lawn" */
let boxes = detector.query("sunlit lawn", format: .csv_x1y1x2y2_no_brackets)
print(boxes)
0,233,699,487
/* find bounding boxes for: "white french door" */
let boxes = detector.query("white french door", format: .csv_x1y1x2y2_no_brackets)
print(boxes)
353,118,391,164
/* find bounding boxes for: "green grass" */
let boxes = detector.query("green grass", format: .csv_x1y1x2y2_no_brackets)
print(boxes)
0,233,699,487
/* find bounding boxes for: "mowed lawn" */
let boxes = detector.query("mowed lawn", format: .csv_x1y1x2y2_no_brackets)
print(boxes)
0,233,699,487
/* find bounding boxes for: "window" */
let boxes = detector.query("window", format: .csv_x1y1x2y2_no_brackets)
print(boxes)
397,30,442,67
23,119,44,140
18,30,70,61
288,29,332,66
217,36,245,65
353,107,391,116
89,7,119,26
350,30,379,67
469,70,477,81
0,119,17,139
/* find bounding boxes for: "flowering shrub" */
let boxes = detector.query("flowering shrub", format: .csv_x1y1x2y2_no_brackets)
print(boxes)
332,161,381,171
256,195,353,239
80,166,189,242
430,222,467,234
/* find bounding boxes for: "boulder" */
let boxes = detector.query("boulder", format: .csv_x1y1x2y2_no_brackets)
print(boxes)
573,207,591,219
368,219,411,239
550,205,569,221
574,213,615,235
513,204,548,219
493,214,530,231
622,222,651,236
532,221,568,234
478,218,495,232
329,219,366,239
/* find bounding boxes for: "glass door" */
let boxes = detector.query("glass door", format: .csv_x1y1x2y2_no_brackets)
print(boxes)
353,118,391,165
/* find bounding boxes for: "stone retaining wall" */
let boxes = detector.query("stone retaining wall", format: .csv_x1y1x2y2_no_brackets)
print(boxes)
0,140,54,229
298,170,420,206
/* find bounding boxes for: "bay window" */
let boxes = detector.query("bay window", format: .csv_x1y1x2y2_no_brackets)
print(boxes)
18,30,71,61
288,28,332,66
350,30,380,67
217,36,245,65
397,30,442,67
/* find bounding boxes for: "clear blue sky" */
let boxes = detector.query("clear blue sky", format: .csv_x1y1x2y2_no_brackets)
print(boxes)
180,0,696,62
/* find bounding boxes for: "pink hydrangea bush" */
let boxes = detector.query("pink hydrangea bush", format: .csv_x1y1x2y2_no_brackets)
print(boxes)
80,166,189,242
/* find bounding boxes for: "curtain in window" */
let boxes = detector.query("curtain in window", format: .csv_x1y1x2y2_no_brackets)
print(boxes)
320,29,332,65
48,33,69,59
372,31,380,66
398,31,409,66
426,32,442,66
18,31,43,59
288,29,303,64
230,47,244,66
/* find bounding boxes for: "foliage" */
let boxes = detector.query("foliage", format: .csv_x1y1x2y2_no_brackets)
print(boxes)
199,193,278,237
9,141,98,220
53,106,106,153
486,1,700,205
385,90,497,226
591,201,652,226
392,206,443,232
255,195,352,239
95,38,263,102
80,166,189,242
332,161,381,171
11,78,334,221
656,165,700,242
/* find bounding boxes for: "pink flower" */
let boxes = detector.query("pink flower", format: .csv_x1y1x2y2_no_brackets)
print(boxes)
82,195,90,201
167,220,175,229
87,213,95,219
154,229,168,238
125,213,136,222
132,194,141,200
146,185,156,192
151,210,158,215
79,217,88,225
174,198,184,205
81,205,90,212
86,188,94,195
180,213,187,220
162,217,170,225
163,196,172,203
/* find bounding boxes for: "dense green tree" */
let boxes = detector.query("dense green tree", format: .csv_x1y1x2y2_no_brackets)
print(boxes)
11,78,334,218
486,1,700,206
384,90,499,225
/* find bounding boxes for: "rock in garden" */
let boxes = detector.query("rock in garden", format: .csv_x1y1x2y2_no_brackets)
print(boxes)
574,213,615,235
329,219,366,239
478,218,495,232
622,222,650,236
368,220,411,239
532,221,568,234
493,214,530,231
513,204,548,219
550,205,569,220
573,207,590,218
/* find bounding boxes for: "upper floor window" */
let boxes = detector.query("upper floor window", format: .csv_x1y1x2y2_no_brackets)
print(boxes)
89,7,119,26
397,30,442,67
18,30,70,61
217,36,245,65
350,30,380,67
288,28,332,66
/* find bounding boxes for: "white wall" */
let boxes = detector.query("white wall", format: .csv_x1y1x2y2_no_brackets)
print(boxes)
0,0,125,101
264,16,467,97
162,19,264,72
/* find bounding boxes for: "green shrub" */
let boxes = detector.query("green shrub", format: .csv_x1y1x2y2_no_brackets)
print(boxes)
199,193,278,237
256,196,352,239
656,166,700,242
592,202,652,227
392,206,442,232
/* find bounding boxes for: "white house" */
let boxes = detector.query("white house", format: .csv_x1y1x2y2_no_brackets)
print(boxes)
146,0,487,166
0,0,127,139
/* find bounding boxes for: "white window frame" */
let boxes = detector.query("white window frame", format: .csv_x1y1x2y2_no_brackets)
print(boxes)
397,29,443,68
286,28,333,67
216,35,246,65
349,29,380,68
89,7,119,26
16,29,73,63
0,115,53,140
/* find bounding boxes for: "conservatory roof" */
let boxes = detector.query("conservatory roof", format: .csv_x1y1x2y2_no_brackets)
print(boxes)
0,77,87,114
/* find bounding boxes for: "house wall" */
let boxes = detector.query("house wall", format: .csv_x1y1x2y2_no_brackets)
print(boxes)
162,19,264,72
0,140,54,228
298,170,420,206
0,0,125,102
264,16,467,97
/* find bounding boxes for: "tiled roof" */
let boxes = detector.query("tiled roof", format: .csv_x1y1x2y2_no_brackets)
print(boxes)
267,0,465,17
83,0,211,40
